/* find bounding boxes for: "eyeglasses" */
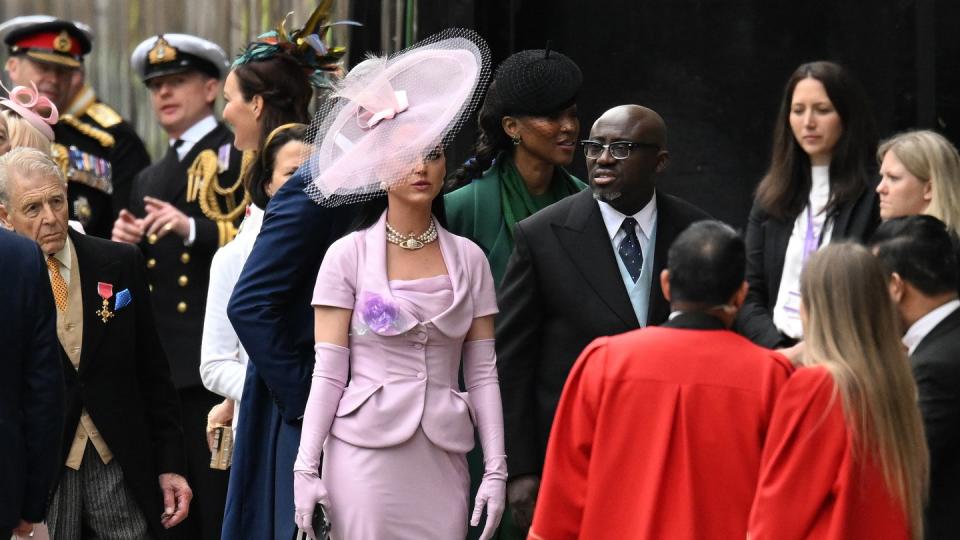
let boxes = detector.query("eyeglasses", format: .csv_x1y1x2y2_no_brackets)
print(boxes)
580,140,660,160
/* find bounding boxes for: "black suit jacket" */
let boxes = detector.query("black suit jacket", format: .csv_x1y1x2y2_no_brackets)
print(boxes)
911,306,960,540
496,189,710,478
0,230,63,530
736,182,880,348
130,122,244,389
58,229,186,538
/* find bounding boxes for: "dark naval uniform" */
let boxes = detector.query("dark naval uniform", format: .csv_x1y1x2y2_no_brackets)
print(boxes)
129,120,244,540
129,121,245,389
52,101,150,238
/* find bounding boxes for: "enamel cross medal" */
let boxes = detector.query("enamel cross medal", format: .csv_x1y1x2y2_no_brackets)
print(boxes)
96,282,115,323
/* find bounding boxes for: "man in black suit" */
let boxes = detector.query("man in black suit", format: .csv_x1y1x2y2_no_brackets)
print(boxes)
872,215,960,540
111,33,241,539
0,147,191,539
497,104,710,532
0,228,63,539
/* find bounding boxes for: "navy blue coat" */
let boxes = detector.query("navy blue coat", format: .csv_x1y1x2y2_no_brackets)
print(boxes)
223,170,355,539
0,229,64,530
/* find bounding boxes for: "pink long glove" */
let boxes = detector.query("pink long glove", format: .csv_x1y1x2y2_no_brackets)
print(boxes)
463,339,507,540
293,343,350,540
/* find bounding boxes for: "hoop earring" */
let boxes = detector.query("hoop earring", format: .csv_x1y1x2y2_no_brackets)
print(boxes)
511,135,522,146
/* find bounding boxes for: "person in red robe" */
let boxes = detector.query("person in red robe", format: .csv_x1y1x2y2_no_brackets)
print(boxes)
748,243,928,540
529,221,794,540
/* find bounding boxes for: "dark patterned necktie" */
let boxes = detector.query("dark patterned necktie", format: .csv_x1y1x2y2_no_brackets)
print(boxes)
618,217,643,282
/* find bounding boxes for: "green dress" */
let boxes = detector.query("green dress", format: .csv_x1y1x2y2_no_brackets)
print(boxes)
445,156,585,539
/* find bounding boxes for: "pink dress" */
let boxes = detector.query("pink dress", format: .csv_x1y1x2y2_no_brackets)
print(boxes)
310,212,498,539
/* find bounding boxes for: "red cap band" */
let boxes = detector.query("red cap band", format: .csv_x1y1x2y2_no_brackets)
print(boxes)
12,31,81,57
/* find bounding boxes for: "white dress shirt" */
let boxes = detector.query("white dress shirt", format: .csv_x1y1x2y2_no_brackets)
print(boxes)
773,166,835,339
903,299,960,355
199,205,264,424
597,192,658,263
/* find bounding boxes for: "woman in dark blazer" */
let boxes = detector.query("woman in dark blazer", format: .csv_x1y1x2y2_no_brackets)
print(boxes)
736,61,880,349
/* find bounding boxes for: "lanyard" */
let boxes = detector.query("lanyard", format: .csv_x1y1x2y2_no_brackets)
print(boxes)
802,204,820,264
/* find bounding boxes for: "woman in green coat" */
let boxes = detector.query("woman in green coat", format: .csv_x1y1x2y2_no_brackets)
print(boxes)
446,48,585,540
446,48,586,287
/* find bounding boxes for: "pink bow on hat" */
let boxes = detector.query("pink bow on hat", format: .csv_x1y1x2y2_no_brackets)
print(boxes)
356,90,409,129
0,82,59,141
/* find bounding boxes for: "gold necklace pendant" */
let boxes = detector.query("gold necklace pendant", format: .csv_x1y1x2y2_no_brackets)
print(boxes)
399,238,425,250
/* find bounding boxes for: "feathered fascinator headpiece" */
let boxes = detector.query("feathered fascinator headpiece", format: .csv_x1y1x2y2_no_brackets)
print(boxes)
232,0,358,90
304,28,490,206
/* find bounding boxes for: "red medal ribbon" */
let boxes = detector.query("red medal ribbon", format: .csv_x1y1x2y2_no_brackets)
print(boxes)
97,281,114,300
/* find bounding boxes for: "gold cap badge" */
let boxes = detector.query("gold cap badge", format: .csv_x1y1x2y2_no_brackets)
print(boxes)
148,36,177,65
54,30,73,53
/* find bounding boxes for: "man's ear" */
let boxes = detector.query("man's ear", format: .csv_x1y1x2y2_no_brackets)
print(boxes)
204,77,221,108
888,272,905,304
0,203,13,230
5,56,19,79
731,280,749,309
660,269,671,302
655,150,670,173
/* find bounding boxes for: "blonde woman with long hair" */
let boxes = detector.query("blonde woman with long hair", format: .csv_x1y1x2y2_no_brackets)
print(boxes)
877,129,960,236
748,243,928,540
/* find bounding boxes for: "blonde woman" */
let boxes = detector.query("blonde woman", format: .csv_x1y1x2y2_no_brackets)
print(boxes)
748,243,928,540
877,130,960,237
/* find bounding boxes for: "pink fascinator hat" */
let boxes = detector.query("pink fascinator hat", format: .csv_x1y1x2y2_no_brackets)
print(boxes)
305,28,490,205
0,82,59,141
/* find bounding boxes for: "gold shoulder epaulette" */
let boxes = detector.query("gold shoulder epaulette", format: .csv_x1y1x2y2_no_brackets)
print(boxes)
60,114,115,148
86,102,123,128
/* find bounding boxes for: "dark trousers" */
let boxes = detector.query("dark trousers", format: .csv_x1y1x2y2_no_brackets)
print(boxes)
178,386,230,540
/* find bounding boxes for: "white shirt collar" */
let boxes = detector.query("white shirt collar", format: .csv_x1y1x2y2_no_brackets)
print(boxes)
903,298,960,354
52,234,73,271
597,191,658,240
171,115,217,160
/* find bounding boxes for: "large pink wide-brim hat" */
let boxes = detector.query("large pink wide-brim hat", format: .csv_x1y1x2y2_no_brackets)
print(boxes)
306,29,489,205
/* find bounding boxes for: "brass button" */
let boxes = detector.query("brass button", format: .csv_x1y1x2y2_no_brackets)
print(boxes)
180,252,190,264
147,258,156,269
178,275,189,287
149,284,154,292
147,233,158,245
177,301,187,313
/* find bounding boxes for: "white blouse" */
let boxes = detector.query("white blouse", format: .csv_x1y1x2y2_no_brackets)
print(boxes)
772,166,834,340
199,205,264,426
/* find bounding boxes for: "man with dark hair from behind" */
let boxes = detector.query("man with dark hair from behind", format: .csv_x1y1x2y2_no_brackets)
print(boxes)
871,215,960,540
529,221,794,540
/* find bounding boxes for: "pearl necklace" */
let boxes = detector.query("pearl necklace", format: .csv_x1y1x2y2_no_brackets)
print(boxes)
386,218,438,250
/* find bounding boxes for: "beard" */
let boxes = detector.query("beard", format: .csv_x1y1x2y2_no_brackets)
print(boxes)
591,187,621,202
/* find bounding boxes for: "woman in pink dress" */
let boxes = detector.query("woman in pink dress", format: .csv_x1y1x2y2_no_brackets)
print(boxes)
292,30,505,540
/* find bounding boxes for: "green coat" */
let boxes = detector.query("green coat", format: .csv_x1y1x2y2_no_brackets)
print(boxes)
445,165,586,287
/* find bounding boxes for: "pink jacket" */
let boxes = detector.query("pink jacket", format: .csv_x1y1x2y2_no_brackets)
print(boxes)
311,212,498,452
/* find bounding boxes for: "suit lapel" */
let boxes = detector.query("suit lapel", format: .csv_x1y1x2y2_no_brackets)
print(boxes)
71,230,120,374
553,191,639,328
